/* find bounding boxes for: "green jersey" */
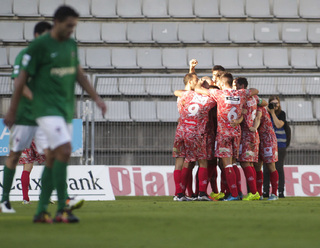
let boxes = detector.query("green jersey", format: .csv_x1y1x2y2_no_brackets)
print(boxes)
12,47,37,126
21,33,79,123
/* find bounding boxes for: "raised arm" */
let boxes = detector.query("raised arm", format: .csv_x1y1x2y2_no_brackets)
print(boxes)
189,59,198,74
248,88,259,97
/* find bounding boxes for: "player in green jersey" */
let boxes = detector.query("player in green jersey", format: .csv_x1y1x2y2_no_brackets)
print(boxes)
4,6,107,223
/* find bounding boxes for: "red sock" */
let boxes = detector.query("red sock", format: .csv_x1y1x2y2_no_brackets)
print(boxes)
243,166,257,194
210,166,218,193
270,170,279,196
174,170,182,195
251,166,257,182
181,167,189,194
233,164,242,193
224,166,238,197
186,168,194,197
21,170,30,201
256,170,263,196
220,170,228,194
198,167,208,193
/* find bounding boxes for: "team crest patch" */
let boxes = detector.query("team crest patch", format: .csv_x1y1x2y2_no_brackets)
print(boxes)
264,147,273,157
22,54,31,66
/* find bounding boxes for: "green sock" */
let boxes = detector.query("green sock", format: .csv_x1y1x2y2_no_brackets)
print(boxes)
1,166,16,203
65,183,69,199
36,167,54,215
52,160,68,212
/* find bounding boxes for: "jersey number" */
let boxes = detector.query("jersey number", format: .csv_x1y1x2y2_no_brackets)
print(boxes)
227,107,238,122
188,104,200,116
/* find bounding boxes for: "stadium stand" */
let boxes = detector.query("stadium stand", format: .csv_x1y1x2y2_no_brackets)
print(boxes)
273,0,299,18
91,0,118,18
13,0,40,17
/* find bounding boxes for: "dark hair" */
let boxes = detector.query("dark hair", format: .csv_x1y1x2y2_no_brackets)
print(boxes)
34,21,52,36
53,5,79,22
219,72,233,87
183,73,197,85
269,95,282,115
234,77,248,89
212,65,225,72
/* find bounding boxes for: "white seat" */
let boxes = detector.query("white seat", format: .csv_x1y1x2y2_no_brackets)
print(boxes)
117,0,144,18
0,75,13,94
142,0,169,18
152,23,179,43
282,23,308,43
65,0,92,17
86,48,112,69
255,23,281,43
277,77,305,95
145,77,172,96
287,100,316,122
213,48,240,69
204,23,230,43
39,0,64,16
246,0,272,18
178,23,205,43
119,78,146,95
101,101,131,122
263,48,291,69
162,48,188,69
249,77,278,95
13,0,40,16
229,23,256,43
239,48,265,69
157,101,179,122
168,0,195,18
305,77,320,95
194,0,221,18
127,23,154,43
313,99,320,119
273,0,299,18
0,98,11,116
94,77,121,96
291,49,317,69
220,0,246,18
91,0,118,18
131,101,158,122
137,48,164,69
171,77,185,93
307,23,320,43
111,48,139,69
78,48,87,68
101,23,128,43
9,47,25,65
0,0,14,16
299,0,320,19
293,125,320,145
76,22,102,43
0,48,10,68
24,22,37,41
187,48,213,69
0,22,25,42
75,76,91,96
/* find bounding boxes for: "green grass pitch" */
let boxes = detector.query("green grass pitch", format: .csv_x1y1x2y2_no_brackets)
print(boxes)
0,196,319,248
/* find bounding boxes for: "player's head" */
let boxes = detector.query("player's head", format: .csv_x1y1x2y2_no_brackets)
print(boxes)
53,5,79,40
183,73,198,90
212,65,225,84
201,76,214,87
234,77,248,90
268,95,282,115
34,21,52,38
218,72,233,89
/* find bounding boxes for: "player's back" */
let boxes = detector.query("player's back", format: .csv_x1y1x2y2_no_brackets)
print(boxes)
258,106,274,135
242,95,258,130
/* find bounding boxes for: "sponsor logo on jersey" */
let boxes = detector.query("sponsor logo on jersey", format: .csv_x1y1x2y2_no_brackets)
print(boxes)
264,147,273,157
50,66,76,77
225,96,240,104
22,54,31,66
182,119,198,126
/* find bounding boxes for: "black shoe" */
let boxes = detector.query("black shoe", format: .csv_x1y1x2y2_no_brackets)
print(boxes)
263,192,269,198
279,192,285,198
221,193,230,201
53,209,79,223
33,212,53,223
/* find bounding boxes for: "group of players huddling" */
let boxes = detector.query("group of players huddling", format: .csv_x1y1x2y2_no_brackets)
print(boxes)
172,60,279,201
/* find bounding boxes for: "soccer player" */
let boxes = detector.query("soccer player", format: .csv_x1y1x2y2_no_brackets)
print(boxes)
4,6,107,223
252,107,279,200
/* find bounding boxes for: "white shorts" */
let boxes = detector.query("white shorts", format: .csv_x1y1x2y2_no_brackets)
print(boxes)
36,116,72,150
34,128,49,155
9,125,38,152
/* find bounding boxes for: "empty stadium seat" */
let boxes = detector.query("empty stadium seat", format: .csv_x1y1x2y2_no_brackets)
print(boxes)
100,101,131,122
277,77,305,95
24,22,37,41
286,99,316,122
76,22,102,43
162,48,188,69
204,23,230,43
0,75,13,94
145,77,172,96
293,125,320,145
78,48,87,68
137,48,164,69
127,23,154,43
131,101,158,121
299,0,320,18
152,23,179,43
187,48,213,69
117,0,144,18
91,0,118,18
157,101,179,122
101,23,128,43
142,0,169,18
194,0,221,18
213,48,240,69
65,0,92,17
307,23,320,43
305,77,320,95
246,0,272,18
13,0,40,16
282,23,308,43
0,98,11,117
94,77,121,95
273,0,299,18
0,48,10,68
0,0,14,16
229,23,256,43
9,47,25,65
111,48,139,69
86,48,112,69
171,77,185,93
168,0,195,18
220,0,246,18
248,77,278,95
39,0,64,16
263,48,291,69
178,23,205,43
291,49,317,69
0,22,25,42
313,99,320,119
119,78,147,95
239,48,265,69
255,23,281,43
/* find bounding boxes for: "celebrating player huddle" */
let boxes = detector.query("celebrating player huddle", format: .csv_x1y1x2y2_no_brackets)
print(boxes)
172,60,279,201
